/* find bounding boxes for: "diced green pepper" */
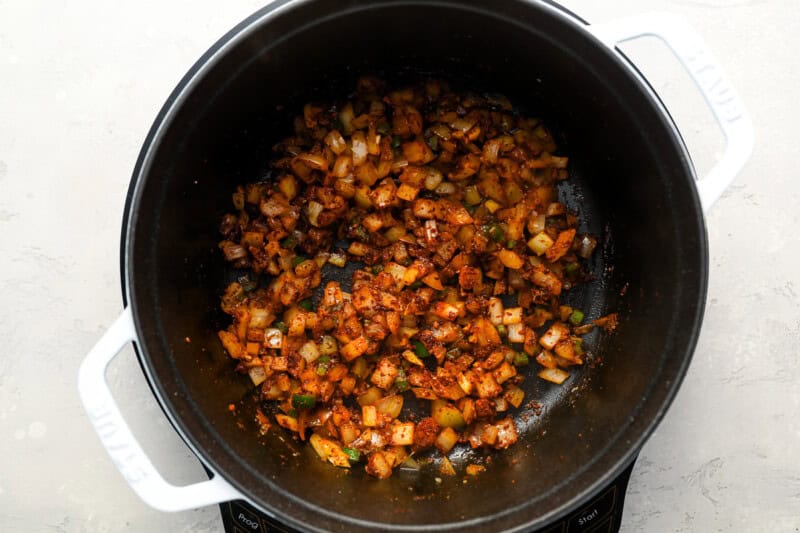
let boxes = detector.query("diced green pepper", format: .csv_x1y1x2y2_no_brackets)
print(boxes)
343,446,361,462
372,264,384,275
409,280,423,289
506,239,517,249
298,299,313,311
316,356,331,375
354,226,369,241
573,338,585,356
274,321,288,334
568,309,584,326
291,394,317,410
564,262,579,274
391,136,402,149
280,236,297,249
412,340,430,358
463,186,481,206
427,136,439,151
496,324,507,337
292,255,307,267
394,369,408,390
513,352,529,366
486,224,505,243
238,275,257,292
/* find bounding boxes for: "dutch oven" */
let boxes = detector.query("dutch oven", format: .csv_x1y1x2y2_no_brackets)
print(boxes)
78,1,753,531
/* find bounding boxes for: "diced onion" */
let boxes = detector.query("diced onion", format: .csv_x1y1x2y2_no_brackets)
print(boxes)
538,367,570,385
214,77,604,480
577,234,598,259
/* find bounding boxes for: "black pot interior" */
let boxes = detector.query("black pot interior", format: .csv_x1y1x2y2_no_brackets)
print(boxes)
125,1,707,530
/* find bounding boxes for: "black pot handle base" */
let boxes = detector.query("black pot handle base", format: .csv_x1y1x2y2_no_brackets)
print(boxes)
214,455,638,533
536,454,638,533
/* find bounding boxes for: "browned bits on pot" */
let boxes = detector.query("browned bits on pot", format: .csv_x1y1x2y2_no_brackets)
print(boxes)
214,77,611,479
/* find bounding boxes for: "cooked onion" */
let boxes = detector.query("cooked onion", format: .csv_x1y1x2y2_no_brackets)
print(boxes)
221,243,247,261
576,234,597,259
214,77,604,480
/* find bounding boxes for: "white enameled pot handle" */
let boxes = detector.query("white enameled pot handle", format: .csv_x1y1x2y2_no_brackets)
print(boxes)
77,308,241,511
590,13,754,212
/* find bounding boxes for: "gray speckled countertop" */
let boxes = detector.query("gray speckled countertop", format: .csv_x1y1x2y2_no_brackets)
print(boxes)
1,1,797,531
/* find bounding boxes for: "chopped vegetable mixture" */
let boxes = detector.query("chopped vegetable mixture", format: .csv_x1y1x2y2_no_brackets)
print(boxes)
216,77,615,479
